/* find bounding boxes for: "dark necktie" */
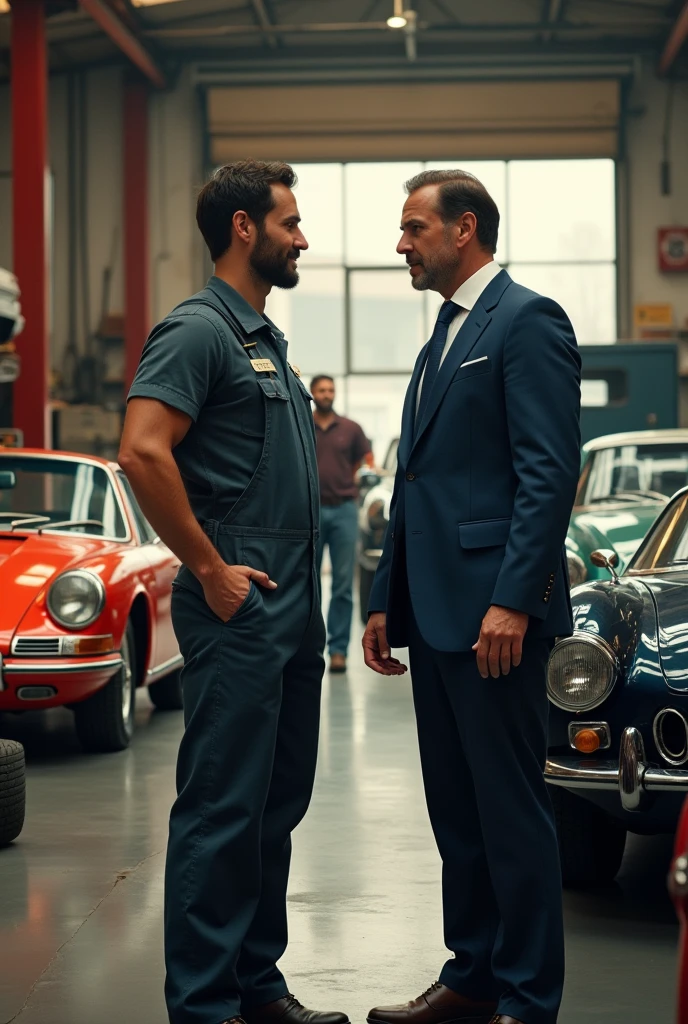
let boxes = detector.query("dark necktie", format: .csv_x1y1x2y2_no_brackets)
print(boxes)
415,299,460,431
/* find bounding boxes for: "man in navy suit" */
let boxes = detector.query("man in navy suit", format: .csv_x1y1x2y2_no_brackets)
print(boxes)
363,170,581,1024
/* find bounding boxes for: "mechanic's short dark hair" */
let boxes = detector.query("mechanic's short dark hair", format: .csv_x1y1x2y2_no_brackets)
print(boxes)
310,375,335,391
196,160,297,262
404,169,500,255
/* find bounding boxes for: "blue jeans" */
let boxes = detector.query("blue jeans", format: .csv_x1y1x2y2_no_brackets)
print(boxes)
316,500,359,657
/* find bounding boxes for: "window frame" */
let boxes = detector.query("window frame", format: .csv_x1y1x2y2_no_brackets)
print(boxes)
274,157,618,378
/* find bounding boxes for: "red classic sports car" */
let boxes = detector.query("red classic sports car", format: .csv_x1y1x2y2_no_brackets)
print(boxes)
0,449,183,752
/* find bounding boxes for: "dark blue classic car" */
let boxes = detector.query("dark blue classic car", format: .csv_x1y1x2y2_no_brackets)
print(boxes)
546,485,688,885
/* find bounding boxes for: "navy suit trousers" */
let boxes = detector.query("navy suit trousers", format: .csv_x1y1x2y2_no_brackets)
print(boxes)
408,616,564,1024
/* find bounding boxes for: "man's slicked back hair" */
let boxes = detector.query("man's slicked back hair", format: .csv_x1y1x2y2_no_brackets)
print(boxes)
404,169,500,255
310,375,335,392
196,160,297,262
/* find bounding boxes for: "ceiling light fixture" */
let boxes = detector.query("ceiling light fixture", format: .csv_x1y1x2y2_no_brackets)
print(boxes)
387,0,408,30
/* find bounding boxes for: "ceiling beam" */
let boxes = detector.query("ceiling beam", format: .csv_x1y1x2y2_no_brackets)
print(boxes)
144,19,670,40
659,1,688,75
78,0,166,87
250,0,278,49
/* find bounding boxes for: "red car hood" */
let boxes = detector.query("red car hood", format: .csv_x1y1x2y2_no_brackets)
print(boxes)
0,533,114,649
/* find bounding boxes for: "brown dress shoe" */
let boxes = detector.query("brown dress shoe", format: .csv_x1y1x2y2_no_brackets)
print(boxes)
243,995,349,1024
367,982,498,1024
329,654,347,673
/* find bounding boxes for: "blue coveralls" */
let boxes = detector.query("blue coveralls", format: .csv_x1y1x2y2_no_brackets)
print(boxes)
128,278,325,1024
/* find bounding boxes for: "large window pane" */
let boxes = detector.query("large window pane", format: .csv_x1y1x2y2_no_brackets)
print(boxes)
341,375,408,465
350,270,425,372
265,268,345,377
345,162,422,267
507,159,615,263
292,163,343,265
510,263,616,343
425,160,508,263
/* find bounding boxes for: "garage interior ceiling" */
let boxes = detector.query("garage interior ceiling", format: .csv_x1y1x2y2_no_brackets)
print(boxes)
0,1,686,81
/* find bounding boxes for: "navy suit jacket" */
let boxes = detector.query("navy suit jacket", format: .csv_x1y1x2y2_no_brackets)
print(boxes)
368,269,582,652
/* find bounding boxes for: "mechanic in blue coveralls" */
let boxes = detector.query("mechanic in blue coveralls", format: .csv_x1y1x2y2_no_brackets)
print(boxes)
119,162,348,1024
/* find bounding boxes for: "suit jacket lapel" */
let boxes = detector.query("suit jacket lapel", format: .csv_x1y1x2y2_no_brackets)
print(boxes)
409,270,513,455
398,342,429,469
410,305,491,454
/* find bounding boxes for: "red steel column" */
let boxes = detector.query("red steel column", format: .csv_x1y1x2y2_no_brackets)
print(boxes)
124,78,151,392
11,0,50,448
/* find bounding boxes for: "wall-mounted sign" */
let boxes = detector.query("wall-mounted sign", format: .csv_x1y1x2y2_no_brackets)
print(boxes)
634,303,674,328
658,227,688,273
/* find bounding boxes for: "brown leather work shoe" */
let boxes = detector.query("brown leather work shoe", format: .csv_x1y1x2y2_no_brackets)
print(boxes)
243,995,349,1024
367,982,498,1024
330,654,347,674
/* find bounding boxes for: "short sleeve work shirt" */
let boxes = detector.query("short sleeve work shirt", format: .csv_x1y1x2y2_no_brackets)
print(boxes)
127,277,311,525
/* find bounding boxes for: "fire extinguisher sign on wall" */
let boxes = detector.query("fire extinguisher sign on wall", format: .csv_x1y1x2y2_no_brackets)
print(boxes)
658,227,688,273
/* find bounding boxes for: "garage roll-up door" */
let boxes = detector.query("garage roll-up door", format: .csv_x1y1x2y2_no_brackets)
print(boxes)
207,79,620,164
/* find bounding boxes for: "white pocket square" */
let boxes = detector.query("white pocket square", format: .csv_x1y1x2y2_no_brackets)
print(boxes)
460,356,488,368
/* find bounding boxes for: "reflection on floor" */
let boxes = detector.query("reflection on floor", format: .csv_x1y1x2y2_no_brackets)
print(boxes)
0,647,678,1024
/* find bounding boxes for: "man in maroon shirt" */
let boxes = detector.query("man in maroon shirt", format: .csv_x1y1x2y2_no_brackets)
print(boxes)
312,375,373,673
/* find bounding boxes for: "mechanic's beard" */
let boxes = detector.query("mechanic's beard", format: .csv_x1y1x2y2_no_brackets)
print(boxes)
250,230,299,290
314,399,333,413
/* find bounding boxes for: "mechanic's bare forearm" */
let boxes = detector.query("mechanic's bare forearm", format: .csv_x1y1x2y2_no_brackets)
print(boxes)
119,448,222,579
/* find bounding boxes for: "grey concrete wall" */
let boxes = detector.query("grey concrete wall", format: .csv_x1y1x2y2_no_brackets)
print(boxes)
0,65,204,375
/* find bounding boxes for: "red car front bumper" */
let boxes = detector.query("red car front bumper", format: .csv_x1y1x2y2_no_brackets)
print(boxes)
0,654,123,710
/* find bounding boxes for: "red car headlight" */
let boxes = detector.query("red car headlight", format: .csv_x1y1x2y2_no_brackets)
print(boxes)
47,570,106,630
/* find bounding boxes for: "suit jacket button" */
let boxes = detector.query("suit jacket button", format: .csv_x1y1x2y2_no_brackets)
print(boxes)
406,473,416,481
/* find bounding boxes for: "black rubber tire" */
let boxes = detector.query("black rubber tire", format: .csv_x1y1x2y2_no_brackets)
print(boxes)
74,622,136,753
550,784,627,887
359,567,375,626
0,739,26,847
148,670,183,711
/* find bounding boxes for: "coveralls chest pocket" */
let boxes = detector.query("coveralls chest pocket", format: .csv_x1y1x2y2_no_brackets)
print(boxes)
241,375,290,436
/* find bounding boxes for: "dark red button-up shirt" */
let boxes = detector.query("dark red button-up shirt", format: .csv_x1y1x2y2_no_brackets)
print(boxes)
314,414,371,506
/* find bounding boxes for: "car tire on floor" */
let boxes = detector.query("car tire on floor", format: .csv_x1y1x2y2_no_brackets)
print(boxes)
0,739,26,847
550,784,627,886
148,670,183,711
74,621,136,753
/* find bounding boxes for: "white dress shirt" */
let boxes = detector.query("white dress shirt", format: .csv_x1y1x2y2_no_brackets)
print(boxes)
417,261,503,413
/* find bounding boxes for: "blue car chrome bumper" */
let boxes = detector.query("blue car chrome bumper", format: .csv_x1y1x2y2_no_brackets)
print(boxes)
546,726,688,813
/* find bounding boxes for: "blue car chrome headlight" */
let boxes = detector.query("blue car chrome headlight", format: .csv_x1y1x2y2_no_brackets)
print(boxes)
547,634,618,712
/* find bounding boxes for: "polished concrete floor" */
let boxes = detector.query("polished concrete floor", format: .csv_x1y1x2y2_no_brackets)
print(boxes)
0,622,680,1023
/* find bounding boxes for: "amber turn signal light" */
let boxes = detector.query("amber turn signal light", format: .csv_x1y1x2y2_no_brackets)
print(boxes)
573,728,601,754
63,635,114,656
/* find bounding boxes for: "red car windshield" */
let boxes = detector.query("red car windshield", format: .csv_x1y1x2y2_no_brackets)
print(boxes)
0,456,127,539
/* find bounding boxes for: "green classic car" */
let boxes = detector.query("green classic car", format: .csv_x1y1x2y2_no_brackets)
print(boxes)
566,430,688,587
